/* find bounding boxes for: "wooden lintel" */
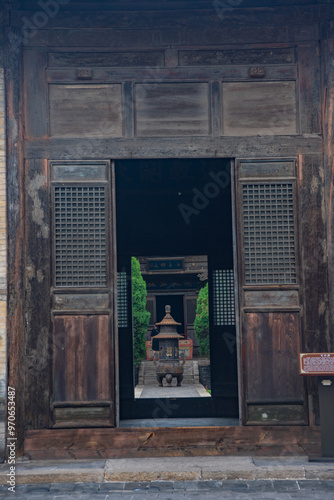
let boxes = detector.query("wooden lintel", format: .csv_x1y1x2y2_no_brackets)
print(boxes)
23,136,322,160
24,426,321,460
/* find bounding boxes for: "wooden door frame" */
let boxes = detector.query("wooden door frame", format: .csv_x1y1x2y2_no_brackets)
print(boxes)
111,160,120,426
230,159,243,425
115,157,240,422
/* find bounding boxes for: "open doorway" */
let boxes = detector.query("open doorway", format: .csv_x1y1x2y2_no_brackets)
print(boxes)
116,159,238,421
132,256,211,400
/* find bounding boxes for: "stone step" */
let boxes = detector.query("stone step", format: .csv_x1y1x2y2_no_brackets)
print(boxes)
144,378,195,384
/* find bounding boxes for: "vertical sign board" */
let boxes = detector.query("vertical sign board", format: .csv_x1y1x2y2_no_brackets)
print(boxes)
300,353,334,459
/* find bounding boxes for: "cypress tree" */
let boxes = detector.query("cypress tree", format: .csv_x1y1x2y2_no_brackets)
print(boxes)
194,283,210,358
131,256,151,366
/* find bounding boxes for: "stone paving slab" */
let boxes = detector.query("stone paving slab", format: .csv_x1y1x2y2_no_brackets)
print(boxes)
138,384,202,398
0,456,333,485
1,480,334,499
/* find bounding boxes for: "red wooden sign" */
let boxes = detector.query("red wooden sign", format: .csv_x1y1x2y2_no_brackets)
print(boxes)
300,353,334,375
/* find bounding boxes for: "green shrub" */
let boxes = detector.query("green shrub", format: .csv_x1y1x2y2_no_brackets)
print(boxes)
194,283,210,358
132,256,151,366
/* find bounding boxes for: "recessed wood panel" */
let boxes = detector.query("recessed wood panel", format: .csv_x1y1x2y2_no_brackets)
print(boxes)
222,81,297,136
239,160,295,179
48,51,164,67
247,404,305,424
244,312,304,403
24,51,48,139
53,405,112,428
179,48,295,66
51,162,108,181
53,294,109,312
49,84,122,137
135,83,209,137
244,290,299,308
53,315,111,403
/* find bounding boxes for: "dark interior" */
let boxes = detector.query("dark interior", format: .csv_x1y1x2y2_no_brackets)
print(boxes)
115,158,238,419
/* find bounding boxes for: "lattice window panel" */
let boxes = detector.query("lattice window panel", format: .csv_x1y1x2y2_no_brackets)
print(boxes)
213,270,235,326
117,272,128,328
242,183,296,284
54,186,107,287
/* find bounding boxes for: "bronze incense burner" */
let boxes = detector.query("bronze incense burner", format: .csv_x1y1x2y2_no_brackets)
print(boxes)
153,305,185,387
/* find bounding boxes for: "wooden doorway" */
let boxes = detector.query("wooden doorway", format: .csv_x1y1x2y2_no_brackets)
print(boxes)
115,158,239,421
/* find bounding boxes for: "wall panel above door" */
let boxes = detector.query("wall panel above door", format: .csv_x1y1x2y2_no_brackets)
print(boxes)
49,84,123,137
223,82,297,136
135,83,209,137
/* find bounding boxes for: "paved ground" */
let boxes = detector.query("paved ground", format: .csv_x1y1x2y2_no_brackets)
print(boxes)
137,384,209,398
0,456,333,498
0,480,334,499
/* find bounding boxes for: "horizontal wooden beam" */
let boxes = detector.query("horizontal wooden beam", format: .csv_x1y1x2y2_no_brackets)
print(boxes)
21,25,320,48
11,6,334,30
24,425,321,459
24,136,323,160
46,66,298,83
16,0,325,12
17,1,217,11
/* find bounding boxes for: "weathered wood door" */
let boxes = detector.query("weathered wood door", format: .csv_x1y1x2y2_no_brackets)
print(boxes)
50,161,118,427
236,159,307,425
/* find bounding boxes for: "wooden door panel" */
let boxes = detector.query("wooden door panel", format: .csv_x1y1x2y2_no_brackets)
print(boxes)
244,312,303,402
50,160,116,428
54,315,111,403
236,159,307,424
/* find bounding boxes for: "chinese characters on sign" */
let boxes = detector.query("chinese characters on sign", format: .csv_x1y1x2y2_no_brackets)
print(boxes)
148,259,183,271
299,353,334,375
